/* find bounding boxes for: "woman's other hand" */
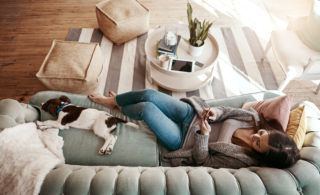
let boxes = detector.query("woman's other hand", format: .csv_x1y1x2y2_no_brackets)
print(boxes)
199,108,214,135
199,118,211,135
201,108,216,122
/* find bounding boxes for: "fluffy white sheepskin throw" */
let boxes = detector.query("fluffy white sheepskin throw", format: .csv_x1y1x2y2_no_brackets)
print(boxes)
0,122,64,195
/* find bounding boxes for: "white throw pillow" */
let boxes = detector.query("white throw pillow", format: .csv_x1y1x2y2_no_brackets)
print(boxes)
307,117,320,132
304,132,320,147
292,101,320,118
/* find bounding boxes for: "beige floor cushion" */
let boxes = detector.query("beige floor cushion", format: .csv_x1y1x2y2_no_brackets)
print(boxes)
36,40,105,94
96,0,150,45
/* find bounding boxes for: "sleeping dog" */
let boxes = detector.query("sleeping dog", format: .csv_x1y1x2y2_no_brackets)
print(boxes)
36,95,138,155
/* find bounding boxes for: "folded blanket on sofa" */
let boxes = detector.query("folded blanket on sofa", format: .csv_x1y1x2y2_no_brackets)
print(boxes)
0,122,64,195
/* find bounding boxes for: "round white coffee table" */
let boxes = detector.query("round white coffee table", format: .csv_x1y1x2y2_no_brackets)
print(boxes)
145,24,219,91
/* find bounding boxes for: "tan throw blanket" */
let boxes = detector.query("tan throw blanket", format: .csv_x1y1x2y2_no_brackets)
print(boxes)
0,122,64,195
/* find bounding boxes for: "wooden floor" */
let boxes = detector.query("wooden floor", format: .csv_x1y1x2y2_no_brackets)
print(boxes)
0,0,319,107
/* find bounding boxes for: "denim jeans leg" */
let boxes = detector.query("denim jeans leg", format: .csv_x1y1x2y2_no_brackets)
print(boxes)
121,102,183,151
116,89,194,123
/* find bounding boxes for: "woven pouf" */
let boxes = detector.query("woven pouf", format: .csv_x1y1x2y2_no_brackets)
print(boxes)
36,40,105,94
96,0,150,45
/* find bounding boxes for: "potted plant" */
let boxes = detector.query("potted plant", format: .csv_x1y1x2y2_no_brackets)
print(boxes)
187,1,213,57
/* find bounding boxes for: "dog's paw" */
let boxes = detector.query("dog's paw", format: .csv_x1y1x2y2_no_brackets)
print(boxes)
36,122,48,130
99,148,106,155
36,121,45,127
105,148,112,155
99,148,112,155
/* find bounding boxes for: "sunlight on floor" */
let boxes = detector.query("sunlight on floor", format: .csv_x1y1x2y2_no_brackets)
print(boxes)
312,80,320,85
218,51,265,96
234,0,274,34
193,0,232,19
193,0,311,44
196,0,288,39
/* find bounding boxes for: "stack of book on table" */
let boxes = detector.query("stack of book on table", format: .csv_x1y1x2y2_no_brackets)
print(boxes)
157,35,181,57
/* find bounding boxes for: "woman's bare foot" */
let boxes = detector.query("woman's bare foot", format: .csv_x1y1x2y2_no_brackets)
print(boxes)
108,91,116,97
107,91,121,110
88,92,118,110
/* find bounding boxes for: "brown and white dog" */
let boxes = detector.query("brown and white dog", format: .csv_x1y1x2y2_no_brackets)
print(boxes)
36,95,138,155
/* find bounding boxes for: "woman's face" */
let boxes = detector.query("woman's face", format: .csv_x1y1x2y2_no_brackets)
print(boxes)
250,129,270,153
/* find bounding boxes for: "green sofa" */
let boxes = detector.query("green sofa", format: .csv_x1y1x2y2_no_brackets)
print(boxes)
2,90,320,195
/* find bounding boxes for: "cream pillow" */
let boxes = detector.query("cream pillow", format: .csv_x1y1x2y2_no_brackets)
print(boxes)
304,131,320,147
286,106,307,150
303,117,320,147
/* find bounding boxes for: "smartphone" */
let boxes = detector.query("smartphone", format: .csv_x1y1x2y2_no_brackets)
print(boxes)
207,118,215,123
204,109,214,123
169,59,195,72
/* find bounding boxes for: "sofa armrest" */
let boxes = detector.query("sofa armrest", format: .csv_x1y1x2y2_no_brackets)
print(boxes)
205,90,284,108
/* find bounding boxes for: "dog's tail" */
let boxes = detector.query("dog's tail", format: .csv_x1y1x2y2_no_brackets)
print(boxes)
106,117,139,129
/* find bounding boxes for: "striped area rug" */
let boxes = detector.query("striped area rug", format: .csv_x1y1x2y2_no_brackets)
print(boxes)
65,27,279,99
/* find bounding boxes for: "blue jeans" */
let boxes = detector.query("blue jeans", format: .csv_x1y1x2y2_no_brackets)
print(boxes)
115,89,195,151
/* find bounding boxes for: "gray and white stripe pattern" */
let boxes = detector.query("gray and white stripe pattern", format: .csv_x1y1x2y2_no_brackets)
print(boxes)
65,27,279,99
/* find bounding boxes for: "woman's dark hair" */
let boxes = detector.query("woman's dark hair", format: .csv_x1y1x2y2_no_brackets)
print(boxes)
263,130,300,168
258,115,300,168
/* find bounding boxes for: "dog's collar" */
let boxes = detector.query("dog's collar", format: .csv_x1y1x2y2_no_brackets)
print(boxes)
56,104,68,115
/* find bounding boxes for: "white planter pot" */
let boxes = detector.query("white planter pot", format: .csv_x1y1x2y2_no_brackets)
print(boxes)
188,44,204,57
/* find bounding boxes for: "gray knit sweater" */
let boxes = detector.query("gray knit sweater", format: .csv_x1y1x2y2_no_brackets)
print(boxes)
163,96,262,168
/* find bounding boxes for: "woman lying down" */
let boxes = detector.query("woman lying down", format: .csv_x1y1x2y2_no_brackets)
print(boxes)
88,89,300,169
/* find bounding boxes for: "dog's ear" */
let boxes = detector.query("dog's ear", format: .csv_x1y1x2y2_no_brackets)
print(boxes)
59,96,71,104
41,101,48,110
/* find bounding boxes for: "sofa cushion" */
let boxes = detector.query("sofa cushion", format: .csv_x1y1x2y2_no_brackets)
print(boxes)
36,40,105,94
59,122,157,166
29,91,159,166
242,95,292,132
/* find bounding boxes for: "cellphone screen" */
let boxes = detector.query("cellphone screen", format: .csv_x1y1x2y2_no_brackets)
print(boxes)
170,60,193,72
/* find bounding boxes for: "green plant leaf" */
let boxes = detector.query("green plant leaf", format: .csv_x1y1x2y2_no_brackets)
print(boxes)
187,2,193,30
186,1,213,46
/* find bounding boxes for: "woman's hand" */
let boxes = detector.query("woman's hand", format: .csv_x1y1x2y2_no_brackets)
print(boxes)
199,118,211,135
201,108,216,122
199,108,215,135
